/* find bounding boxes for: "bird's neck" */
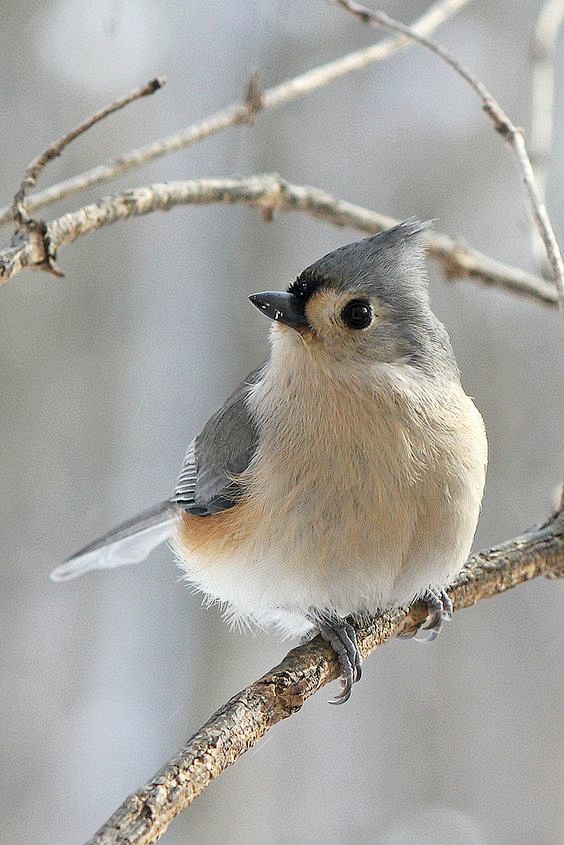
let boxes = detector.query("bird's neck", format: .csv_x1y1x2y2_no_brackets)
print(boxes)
264,322,445,409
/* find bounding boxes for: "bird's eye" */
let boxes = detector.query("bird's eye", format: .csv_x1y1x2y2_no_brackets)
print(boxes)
341,299,372,330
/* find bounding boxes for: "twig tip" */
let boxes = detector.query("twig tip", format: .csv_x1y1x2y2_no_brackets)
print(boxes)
147,76,167,94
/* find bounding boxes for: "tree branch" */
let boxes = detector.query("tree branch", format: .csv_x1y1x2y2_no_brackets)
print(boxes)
0,174,557,307
86,507,564,845
7,77,165,278
334,0,564,320
530,0,564,271
12,77,165,234
0,0,470,227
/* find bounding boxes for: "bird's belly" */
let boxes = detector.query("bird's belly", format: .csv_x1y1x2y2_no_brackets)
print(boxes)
172,455,478,636
173,367,486,636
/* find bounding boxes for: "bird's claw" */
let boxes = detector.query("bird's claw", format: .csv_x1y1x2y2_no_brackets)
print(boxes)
310,615,362,705
399,587,453,643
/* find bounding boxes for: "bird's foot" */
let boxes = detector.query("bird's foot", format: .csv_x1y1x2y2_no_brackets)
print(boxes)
307,614,362,705
399,587,453,643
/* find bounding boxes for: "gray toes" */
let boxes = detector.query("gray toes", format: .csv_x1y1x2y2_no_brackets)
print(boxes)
421,587,444,632
414,627,440,644
312,615,363,704
401,588,454,644
329,658,354,705
343,621,363,682
440,589,453,620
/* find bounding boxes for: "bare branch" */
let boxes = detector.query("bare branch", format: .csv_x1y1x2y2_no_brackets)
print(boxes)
334,0,564,320
86,509,564,845
12,77,166,234
530,0,564,270
0,0,470,227
0,174,557,307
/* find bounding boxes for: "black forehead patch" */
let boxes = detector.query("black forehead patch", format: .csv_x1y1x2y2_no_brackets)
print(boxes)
287,268,326,313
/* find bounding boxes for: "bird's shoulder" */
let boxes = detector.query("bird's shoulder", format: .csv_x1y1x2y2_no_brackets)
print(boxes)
171,364,265,514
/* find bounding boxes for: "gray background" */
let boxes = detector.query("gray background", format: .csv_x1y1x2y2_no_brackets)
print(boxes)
1,1,563,843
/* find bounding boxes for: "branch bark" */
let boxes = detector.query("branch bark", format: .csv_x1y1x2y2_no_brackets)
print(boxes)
0,0,470,227
0,174,557,307
86,506,564,845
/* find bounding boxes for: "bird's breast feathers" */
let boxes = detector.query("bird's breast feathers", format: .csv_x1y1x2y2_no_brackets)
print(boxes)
173,344,486,635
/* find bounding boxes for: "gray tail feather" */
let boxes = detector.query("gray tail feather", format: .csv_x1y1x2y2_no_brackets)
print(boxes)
51,501,175,582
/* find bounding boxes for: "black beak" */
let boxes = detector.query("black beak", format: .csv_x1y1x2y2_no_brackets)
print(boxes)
248,291,309,330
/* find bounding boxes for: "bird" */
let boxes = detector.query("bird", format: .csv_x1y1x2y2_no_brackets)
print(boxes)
51,220,487,703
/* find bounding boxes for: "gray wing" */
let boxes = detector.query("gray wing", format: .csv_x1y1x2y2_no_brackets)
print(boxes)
171,366,264,515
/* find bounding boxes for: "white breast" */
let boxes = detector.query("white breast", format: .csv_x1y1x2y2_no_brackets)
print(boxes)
175,330,487,637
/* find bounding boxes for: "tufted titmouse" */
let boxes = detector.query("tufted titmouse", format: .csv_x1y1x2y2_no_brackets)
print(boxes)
52,221,487,703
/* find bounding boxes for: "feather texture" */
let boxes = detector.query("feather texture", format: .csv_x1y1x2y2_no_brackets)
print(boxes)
171,367,262,515
51,502,173,581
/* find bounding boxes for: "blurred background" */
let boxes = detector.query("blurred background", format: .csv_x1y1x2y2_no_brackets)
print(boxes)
1,1,563,843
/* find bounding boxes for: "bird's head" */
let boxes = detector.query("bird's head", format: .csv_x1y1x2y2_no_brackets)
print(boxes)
249,220,456,376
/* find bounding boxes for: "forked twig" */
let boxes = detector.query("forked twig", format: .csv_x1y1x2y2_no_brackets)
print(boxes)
334,0,564,320
11,77,166,236
0,0,469,226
